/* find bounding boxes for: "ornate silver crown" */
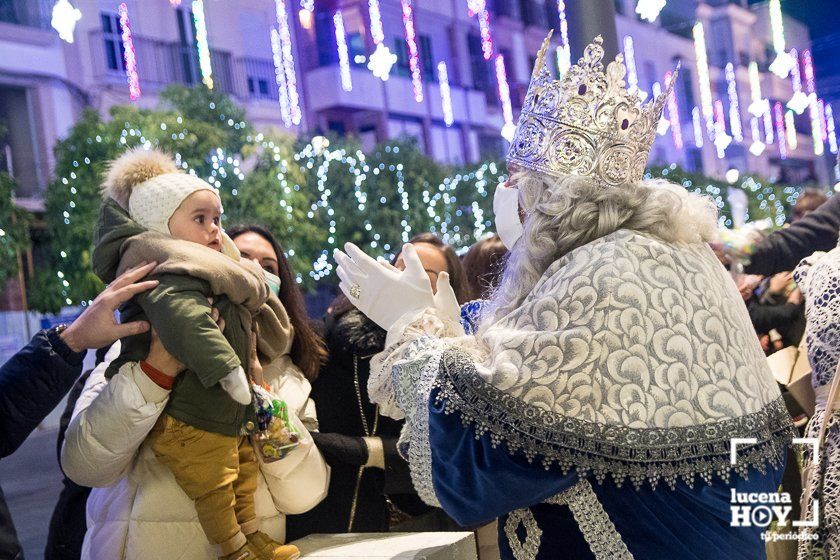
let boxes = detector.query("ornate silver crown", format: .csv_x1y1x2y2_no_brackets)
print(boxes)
507,33,678,187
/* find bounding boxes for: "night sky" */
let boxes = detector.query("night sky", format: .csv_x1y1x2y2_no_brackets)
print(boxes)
750,0,840,102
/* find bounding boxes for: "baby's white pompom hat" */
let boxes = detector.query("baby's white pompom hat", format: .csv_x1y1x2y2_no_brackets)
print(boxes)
103,147,220,236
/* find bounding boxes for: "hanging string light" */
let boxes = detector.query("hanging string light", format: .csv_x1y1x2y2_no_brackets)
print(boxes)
692,22,714,136
785,110,797,150
786,49,809,115
774,102,787,159
118,3,140,101
366,0,397,81
820,99,829,142
664,71,682,149
713,100,731,158
192,0,213,89
826,103,838,154
623,36,647,100
747,61,768,118
768,0,796,78
400,0,423,102
692,107,704,147
273,0,301,125
763,104,775,144
635,0,666,22
51,0,82,44
271,29,293,127
467,0,494,60
496,55,516,142
749,117,766,156
333,11,353,92
799,50,824,155
438,62,454,127
555,0,571,75
724,63,743,142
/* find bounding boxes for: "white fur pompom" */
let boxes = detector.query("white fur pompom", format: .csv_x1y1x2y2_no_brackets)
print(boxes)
102,147,179,209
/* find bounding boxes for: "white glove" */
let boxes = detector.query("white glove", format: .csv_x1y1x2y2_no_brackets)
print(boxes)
220,366,251,404
334,243,434,330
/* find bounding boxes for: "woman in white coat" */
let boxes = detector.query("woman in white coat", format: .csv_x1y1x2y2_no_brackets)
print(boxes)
61,225,330,560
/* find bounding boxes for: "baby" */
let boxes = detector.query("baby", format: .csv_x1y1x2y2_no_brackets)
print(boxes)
92,148,300,560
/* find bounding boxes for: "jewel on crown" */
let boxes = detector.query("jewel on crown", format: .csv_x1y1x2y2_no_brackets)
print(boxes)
507,32,678,187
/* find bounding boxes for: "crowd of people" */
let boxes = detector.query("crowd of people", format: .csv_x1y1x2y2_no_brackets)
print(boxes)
2,34,840,560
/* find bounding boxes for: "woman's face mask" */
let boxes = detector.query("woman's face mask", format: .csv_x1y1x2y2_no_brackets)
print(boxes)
493,184,524,250
264,270,281,296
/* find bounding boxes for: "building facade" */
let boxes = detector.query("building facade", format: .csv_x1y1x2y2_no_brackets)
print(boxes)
0,0,834,211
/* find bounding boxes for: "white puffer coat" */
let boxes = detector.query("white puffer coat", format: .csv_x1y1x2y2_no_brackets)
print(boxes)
61,343,329,560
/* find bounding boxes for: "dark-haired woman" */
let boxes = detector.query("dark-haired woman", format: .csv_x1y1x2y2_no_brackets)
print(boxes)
286,233,469,539
60,223,328,559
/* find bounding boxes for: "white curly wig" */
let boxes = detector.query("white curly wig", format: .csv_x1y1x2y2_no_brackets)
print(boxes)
481,170,718,326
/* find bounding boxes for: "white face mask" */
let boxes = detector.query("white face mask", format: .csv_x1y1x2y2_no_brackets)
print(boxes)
493,184,524,250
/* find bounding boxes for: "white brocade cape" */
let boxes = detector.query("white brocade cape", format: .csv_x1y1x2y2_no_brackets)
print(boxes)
369,229,794,499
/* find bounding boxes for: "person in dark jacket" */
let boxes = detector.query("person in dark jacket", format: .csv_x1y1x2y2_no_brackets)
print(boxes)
0,262,159,560
285,234,470,540
745,188,837,276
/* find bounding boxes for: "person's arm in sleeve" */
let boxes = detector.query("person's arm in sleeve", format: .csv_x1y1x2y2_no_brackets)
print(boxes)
0,329,85,458
61,357,170,488
745,195,840,276
258,411,330,514
747,301,802,335
135,275,240,388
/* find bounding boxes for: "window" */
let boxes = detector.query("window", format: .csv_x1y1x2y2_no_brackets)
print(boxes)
394,38,410,76
419,36,435,82
467,34,490,90
348,32,366,66
315,11,338,66
614,0,625,15
175,7,200,84
101,12,125,73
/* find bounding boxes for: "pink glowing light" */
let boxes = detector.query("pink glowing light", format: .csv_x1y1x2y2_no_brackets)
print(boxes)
665,71,683,149
774,102,787,159
401,0,423,102
118,3,141,101
496,55,515,141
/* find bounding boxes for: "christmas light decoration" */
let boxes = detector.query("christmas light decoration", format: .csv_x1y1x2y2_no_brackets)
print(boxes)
438,62,454,127
820,99,828,142
51,0,82,44
169,0,182,5
192,0,213,89
693,23,714,135
749,117,765,156
785,110,797,150
768,0,796,78
692,107,704,147
298,4,313,29
496,55,515,141
366,0,397,80
713,100,731,158
763,106,775,144
333,11,352,92
555,0,571,75
774,102,787,159
118,4,140,101
725,63,743,142
799,51,824,155
401,0,423,102
827,103,838,154
271,30,292,127
272,1,301,125
623,36,647,100
635,0,666,22
664,71,682,149
747,61,767,118
786,49,809,115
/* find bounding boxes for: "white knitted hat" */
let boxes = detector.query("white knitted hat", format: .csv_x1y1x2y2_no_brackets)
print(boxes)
103,147,220,235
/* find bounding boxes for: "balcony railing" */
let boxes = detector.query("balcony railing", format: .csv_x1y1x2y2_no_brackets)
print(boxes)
89,31,278,102
0,0,51,29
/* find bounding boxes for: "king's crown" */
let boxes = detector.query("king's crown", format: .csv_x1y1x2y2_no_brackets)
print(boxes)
507,33,677,187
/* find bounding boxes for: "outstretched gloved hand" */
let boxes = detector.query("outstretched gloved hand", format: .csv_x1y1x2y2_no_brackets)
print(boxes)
334,243,434,330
